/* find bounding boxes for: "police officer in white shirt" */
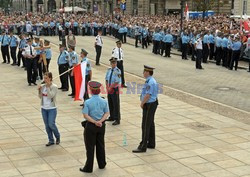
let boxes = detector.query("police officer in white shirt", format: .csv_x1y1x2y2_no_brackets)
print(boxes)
22,38,37,86
95,29,103,66
112,41,127,87
195,34,204,70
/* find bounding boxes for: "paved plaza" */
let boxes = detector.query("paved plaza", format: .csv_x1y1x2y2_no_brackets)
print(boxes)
0,36,250,177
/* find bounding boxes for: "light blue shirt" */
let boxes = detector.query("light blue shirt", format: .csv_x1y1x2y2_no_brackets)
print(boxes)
222,37,229,48
45,48,52,59
19,39,26,49
81,57,91,75
105,67,121,86
232,41,242,51
215,37,222,47
73,22,78,27
208,34,214,44
118,27,124,33
203,35,209,44
0,35,10,46
57,50,69,65
140,76,158,103
32,42,40,55
50,22,55,27
9,36,18,47
82,95,109,121
68,51,78,67
163,34,173,43
182,35,189,44
153,32,162,41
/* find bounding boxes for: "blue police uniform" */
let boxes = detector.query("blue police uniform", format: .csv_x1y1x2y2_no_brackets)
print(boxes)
45,48,52,59
203,34,209,63
153,32,161,54
164,34,173,57
68,51,79,96
230,40,242,70
208,34,215,60
105,65,121,124
81,82,109,172
140,76,158,103
9,35,18,64
0,34,11,63
81,57,91,100
81,57,91,75
17,38,27,66
215,36,223,65
58,50,69,90
133,66,158,153
181,35,189,59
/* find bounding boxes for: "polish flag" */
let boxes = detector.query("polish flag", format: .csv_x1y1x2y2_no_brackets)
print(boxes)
244,20,250,31
73,61,87,101
185,2,189,21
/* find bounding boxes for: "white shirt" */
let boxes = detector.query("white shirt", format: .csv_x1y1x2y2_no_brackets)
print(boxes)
26,24,32,32
22,44,37,58
196,38,203,50
42,87,56,109
112,47,124,61
95,35,103,47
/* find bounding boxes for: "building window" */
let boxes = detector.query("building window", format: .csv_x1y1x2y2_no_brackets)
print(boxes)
243,0,247,15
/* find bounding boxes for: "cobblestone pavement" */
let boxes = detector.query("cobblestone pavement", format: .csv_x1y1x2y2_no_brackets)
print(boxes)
44,36,250,113
1,39,250,177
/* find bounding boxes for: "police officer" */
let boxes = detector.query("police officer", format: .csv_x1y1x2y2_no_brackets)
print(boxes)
57,44,69,91
222,34,229,67
9,31,18,65
22,38,37,86
68,46,78,98
152,30,161,54
229,36,242,71
80,49,92,103
164,30,173,57
80,81,109,173
134,24,141,48
112,41,126,88
0,31,11,64
105,57,121,126
33,37,43,80
202,32,210,63
181,32,189,60
133,65,158,153
141,25,148,49
95,29,103,66
208,32,215,60
17,34,26,68
195,34,204,70
215,33,223,65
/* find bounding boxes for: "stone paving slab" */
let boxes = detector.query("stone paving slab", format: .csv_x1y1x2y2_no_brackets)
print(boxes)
0,39,250,177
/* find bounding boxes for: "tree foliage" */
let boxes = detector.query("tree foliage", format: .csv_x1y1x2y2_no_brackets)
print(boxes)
0,0,12,8
193,0,224,12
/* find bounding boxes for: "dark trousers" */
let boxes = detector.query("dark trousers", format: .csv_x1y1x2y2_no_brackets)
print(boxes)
182,43,188,59
117,60,125,85
142,37,147,49
118,33,123,43
165,42,171,57
94,27,98,36
222,47,228,67
153,41,160,54
139,101,158,150
10,46,17,64
43,59,51,73
160,42,165,56
196,49,203,69
84,75,90,101
230,50,240,70
58,64,69,90
95,45,102,65
202,44,209,63
36,56,43,80
69,70,75,95
123,32,127,43
108,87,120,122
17,50,25,67
1,45,10,63
227,49,232,68
135,35,140,47
83,122,106,172
209,43,215,60
216,47,222,65
26,58,38,84
191,44,196,60
82,28,85,36
74,27,78,35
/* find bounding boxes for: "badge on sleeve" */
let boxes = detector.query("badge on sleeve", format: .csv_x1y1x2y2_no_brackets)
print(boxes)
87,64,90,67
72,56,75,60
66,56,69,60
146,85,150,90
118,74,121,78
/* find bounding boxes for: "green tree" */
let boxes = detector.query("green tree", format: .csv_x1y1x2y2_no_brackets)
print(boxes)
0,0,11,8
193,0,224,18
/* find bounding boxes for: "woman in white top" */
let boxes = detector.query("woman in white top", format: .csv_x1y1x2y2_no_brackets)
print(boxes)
38,72,60,146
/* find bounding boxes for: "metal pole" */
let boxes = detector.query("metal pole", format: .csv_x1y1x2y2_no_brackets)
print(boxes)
180,0,184,32
240,0,243,19
62,0,66,46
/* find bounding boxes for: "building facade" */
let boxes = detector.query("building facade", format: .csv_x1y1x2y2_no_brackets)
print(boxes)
233,0,250,15
11,0,238,15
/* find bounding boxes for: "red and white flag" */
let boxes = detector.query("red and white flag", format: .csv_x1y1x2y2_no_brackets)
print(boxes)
73,62,87,101
185,2,189,21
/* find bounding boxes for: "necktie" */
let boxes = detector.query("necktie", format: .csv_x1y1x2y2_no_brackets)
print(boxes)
100,37,103,44
118,48,121,60
58,52,62,64
109,69,114,86
2,35,4,44
30,46,32,55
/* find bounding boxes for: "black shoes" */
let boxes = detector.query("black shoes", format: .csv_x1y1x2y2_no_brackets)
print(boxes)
68,93,74,96
11,63,16,66
79,167,92,173
106,117,114,121
32,82,37,85
45,142,55,147
58,87,63,90
147,145,155,149
28,83,31,86
122,84,127,88
132,148,146,153
56,138,60,145
112,121,120,125
62,89,68,92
